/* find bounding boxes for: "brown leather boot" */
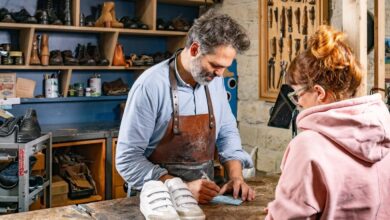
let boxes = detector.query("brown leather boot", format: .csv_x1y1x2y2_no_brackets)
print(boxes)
112,43,126,66
49,50,63,65
30,34,41,65
95,2,113,27
109,2,123,28
40,34,49,66
76,44,96,66
62,50,78,65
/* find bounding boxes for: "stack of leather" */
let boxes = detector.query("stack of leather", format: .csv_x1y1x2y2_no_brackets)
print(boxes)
54,152,97,200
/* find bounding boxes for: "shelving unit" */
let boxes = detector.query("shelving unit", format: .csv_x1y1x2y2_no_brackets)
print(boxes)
0,134,52,213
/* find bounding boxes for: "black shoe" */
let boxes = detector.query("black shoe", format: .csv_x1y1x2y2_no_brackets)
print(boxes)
29,175,44,192
17,109,42,143
0,156,36,189
0,117,19,137
87,43,109,66
1,14,15,23
0,8,9,21
11,8,31,23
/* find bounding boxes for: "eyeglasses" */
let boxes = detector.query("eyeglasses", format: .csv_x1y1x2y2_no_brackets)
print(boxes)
288,86,308,105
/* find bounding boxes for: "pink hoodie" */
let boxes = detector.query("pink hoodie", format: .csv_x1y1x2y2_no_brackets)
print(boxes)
266,94,390,220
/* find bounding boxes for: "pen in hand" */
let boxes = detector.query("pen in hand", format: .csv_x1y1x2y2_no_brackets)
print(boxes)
200,170,211,181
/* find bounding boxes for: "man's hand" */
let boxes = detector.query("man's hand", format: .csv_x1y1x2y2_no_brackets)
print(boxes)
220,160,255,201
219,177,255,201
186,179,220,204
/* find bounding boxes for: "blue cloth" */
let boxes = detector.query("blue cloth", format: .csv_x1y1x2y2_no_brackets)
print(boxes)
116,59,253,190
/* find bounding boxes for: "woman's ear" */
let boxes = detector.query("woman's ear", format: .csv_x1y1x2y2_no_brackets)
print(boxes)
313,84,327,103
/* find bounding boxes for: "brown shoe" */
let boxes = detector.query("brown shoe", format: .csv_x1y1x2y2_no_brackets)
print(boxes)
49,50,63,65
62,50,78,65
102,78,129,96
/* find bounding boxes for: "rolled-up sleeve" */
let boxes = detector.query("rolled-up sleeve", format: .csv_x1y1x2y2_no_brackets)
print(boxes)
116,83,167,190
215,79,253,169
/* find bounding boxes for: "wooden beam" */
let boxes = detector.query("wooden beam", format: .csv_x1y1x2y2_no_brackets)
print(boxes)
374,0,385,94
342,0,367,96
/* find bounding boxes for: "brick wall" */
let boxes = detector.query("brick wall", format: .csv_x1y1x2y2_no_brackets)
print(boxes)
213,0,389,173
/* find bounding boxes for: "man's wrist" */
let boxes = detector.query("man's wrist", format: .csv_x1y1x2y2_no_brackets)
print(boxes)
159,174,174,182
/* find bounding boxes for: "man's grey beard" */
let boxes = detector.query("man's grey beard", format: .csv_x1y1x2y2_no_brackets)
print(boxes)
190,56,210,86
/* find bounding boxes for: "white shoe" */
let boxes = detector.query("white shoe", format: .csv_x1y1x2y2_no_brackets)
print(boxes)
165,178,206,220
140,180,180,220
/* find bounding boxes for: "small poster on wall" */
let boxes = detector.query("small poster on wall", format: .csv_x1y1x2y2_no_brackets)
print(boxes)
0,73,16,98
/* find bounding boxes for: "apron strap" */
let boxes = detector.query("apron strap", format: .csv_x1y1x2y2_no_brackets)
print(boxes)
168,50,215,134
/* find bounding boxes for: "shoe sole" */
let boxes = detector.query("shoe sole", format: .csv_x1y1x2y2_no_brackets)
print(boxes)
140,204,179,220
179,214,206,220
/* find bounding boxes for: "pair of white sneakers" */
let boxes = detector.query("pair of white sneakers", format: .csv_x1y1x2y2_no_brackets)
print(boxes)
140,177,205,220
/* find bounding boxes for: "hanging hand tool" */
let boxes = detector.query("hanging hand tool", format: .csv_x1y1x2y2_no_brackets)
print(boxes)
280,6,286,38
288,35,293,62
302,6,308,35
294,7,301,33
274,8,279,34
267,57,276,89
271,37,277,58
295,38,301,56
268,0,274,6
303,36,308,50
268,7,273,28
278,36,284,60
287,7,293,32
277,60,288,89
309,6,315,27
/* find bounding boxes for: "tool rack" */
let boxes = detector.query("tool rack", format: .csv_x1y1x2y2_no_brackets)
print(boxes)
259,0,329,101
0,133,52,213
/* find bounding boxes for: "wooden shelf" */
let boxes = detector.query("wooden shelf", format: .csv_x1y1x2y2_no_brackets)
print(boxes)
21,96,128,104
0,65,148,70
0,23,187,37
158,0,213,6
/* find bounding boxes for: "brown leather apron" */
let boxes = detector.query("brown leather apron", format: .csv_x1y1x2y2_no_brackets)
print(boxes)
148,55,216,182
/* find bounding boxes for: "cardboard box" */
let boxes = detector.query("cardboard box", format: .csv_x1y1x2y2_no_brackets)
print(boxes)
16,77,36,98
52,175,69,195
0,73,16,98
32,152,45,171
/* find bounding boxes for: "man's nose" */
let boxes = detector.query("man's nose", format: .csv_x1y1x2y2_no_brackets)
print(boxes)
214,68,225,77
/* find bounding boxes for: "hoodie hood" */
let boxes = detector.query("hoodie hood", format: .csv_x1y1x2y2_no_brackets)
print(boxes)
297,94,390,163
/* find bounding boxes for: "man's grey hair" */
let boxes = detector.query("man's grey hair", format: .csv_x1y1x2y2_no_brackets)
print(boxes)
185,10,250,55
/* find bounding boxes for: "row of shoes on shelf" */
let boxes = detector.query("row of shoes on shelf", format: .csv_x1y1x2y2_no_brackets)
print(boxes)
49,43,109,66
112,43,173,67
0,0,72,25
157,17,191,32
0,155,44,191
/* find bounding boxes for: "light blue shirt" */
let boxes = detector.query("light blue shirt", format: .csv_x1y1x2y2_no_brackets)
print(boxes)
116,59,253,190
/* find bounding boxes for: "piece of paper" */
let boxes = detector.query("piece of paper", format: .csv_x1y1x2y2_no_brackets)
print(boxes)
0,73,16,98
16,77,36,98
210,195,243,206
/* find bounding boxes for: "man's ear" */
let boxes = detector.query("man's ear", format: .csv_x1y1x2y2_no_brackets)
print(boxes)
313,84,327,103
190,42,200,57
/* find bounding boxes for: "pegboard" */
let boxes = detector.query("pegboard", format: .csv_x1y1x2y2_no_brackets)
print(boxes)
259,0,329,101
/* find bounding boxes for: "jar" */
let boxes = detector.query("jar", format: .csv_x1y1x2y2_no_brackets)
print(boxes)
85,87,91,97
68,85,76,97
9,51,23,65
74,83,84,97
1,51,11,65
1,43,11,52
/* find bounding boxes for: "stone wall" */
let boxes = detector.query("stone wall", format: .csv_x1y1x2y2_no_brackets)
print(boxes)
213,0,389,173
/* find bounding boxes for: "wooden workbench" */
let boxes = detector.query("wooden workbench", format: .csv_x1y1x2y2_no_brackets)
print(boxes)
0,175,279,220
